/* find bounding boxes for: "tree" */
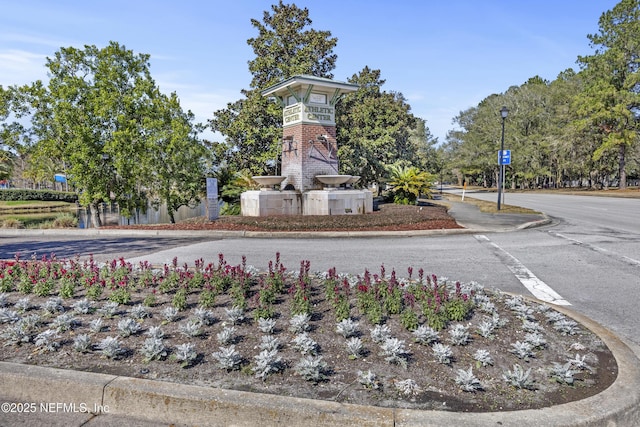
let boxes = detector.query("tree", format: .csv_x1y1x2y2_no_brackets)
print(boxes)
210,1,337,176
336,67,418,186
575,0,640,190
25,42,159,225
144,91,208,223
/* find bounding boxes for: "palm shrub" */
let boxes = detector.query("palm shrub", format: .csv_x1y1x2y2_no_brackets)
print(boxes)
385,163,434,205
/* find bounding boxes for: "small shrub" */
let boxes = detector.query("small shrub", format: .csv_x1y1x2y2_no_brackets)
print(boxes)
448,324,471,346
130,304,150,320
291,332,318,355
432,343,453,364
294,355,328,383
216,326,236,345
455,367,483,392
253,349,283,380
288,313,310,333
146,325,164,339
72,298,94,314
97,336,124,359
224,306,245,325
335,318,359,338
258,335,280,352
503,364,535,390
345,337,364,359
357,370,381,390
178,319,203,337
173,342,198,367
14,297,31,313
550,362,576,385
117,318,142,337
89,318,105,333
412,324,440,345
161,306,179,323
140,337,168,362
73,334,92,353
211,345,242,371
370,324,392,344
473,349,494,367
52,214,78,228
34,329,61,352
51,312,77,332
41,297,64,315
257,318,277,334
394,379,421,396
379,337,408,368
97,301,119,318
509,341,534,360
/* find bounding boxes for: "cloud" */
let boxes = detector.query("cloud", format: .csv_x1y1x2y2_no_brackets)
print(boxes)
0,49,48,86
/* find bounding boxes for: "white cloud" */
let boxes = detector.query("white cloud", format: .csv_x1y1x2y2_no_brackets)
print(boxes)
0,49,48,86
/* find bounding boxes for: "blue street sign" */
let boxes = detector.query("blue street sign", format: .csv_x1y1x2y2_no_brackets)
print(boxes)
499,150,511,165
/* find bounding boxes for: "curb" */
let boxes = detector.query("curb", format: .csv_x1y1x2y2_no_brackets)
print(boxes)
0,227,479,239
1,305,639,426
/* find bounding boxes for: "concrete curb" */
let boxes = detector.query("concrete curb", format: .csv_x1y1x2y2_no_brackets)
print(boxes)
0,227,479,239
1,304,639,426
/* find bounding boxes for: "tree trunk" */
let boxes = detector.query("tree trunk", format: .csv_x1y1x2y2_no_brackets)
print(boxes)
618,144,627,190
89,202,102,228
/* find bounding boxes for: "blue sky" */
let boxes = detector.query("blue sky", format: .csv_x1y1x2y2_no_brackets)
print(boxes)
0,1,620,143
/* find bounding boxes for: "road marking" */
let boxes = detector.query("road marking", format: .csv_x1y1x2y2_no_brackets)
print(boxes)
474,235,571,306
549,232,640,268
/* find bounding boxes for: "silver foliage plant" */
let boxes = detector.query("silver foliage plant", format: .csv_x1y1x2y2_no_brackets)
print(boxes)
379,337,408,368
394,379,422,396
503,364,535,390
455,367,483,392
257,318,277,334
173,343,197,367
211,345,242,371
335,318,359,338
140,337,167,362
412,325,439,345
252,349,283,380
294,355,327,383
288,313,311,334
357,370,381,390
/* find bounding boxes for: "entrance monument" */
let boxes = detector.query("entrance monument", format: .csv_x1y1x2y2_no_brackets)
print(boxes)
241,75,373,216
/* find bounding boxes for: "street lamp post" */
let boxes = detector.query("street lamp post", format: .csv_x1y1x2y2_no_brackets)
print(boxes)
497,106,508,210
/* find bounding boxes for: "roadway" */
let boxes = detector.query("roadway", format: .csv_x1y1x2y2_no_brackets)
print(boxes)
1,190,639,348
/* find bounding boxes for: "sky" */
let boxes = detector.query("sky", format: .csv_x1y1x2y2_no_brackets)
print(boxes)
0,0,621,143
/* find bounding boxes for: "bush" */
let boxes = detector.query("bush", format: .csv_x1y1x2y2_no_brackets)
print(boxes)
52,214,78,228
1,218,23,229
0,189,77,203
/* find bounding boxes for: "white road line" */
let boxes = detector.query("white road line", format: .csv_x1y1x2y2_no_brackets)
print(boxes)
550,232,640,267
474,235,571,306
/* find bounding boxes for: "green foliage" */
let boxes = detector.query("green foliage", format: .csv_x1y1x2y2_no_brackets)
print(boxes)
109,287,131,305
444,2,640,190
386,164,434,204
210,1,337,175
336,67,421,186
0,189,77,202
5,42,204,226
400,308,419,331
172,289,188,311
198,289,217,308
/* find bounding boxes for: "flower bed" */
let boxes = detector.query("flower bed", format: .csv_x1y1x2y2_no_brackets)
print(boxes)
0,253,616,412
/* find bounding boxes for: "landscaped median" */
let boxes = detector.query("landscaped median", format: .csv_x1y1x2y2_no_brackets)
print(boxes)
0,253,640,425
1,303,639,426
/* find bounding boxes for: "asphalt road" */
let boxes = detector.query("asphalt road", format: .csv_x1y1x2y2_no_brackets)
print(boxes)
1,191,639,349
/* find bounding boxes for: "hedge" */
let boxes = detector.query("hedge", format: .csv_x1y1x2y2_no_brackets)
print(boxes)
0,189,78,203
